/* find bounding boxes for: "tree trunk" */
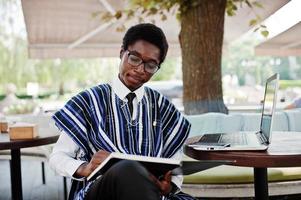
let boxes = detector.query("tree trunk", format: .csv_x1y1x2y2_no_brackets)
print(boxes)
179,0,228,114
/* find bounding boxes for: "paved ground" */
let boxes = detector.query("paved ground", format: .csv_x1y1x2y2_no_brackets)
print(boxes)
0,160,67,200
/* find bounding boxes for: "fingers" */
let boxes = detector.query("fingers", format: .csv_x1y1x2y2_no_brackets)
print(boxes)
159,172,172,195
149,172,172,196
93,150,110,161
164,171,172,182
89,150,111,170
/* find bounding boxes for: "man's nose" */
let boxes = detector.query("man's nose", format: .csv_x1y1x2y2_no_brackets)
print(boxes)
135,63,145,73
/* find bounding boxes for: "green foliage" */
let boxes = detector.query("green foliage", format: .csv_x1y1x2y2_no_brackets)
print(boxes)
99,0,201,25
260,30,269,37
98,0,269,38
226,0,268,38
226,0,239,16
0,0,277,100
279,80,301,90
0,0,126,95
2,100,37,115
0,25,178,93
222,38,301,86
151,58,179,81
0,0,182,95
0,93,54,100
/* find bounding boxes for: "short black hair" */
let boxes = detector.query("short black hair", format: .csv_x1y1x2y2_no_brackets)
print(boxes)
122,23,169,64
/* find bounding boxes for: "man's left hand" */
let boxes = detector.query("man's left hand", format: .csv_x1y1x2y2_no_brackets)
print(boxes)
150,171,172,196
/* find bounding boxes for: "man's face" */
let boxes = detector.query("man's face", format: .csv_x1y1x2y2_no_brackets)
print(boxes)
119,40,160,91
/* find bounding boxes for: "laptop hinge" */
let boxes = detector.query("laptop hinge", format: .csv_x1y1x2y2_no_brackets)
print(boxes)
256,131,269,145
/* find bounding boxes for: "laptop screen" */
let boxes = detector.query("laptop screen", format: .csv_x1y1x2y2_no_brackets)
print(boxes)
260,73,279,143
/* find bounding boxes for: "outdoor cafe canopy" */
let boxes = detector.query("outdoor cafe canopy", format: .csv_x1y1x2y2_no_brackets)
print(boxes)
255,21,301,56
21,0,289,59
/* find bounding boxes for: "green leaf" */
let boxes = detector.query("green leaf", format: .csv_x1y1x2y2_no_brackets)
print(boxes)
252,1,263,8
101,12,114,22
126,9,134,18
161,14,167,21
227,9,235,16
114,11,122,19
232,4,238,11
261,30,269,37
150,7,158,14
116,25,126,32
227,0,234,6
249,19,257,26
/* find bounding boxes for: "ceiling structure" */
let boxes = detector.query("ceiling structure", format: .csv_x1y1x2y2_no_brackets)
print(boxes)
21,0,289,59
255,21,301,56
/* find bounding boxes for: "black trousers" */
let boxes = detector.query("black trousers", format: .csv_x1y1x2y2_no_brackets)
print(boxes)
85,160,161,200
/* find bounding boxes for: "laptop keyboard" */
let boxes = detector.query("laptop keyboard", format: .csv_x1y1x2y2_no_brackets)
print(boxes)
220,133,247,145
198,134,221,143
199,133,248,145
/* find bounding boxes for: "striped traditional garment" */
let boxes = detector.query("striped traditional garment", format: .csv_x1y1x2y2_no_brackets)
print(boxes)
53,84,195,200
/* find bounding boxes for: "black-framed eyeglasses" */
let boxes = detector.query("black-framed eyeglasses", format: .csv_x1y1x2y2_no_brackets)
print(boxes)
126,50,160,74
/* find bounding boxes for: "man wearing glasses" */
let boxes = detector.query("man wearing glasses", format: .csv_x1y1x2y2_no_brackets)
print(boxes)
49,23,195,200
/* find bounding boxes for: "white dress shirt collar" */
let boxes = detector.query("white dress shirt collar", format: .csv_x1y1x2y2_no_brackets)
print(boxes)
111,77,145,102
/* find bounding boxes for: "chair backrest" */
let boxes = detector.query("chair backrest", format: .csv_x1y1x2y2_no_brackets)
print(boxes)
185,113,243,137
284,109,301,131
185,111,292,137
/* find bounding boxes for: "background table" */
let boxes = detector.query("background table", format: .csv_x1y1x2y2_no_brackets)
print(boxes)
0,133,59,200
184,132,301,200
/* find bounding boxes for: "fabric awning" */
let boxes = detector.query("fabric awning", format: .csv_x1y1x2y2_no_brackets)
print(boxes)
21,0,289,59
255,21,301,56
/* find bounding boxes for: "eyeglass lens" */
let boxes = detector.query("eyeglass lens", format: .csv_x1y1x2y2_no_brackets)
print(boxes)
127,52,159,73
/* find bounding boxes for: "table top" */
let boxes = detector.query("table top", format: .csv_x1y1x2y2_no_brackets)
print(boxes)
184,132,301,168
0,132,59,150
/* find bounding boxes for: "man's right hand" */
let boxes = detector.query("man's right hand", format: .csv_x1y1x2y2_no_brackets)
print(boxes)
74,150,110,178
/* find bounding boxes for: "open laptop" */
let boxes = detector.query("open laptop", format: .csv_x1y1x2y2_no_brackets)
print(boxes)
190,73,279,151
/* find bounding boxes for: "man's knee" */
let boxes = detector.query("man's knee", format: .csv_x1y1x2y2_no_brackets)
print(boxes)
87,160,160,200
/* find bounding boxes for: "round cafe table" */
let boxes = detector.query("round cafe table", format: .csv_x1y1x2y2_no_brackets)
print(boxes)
184,132,301,200
0,132,59,200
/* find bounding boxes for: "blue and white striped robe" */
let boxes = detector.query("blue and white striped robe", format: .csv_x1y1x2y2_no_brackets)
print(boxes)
53,84,194,200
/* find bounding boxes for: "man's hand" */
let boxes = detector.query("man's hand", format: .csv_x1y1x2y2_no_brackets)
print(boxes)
150,171,172,196
74,150,110,178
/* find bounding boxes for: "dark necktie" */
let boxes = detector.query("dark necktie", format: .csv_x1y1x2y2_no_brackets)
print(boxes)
126,92,136,116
